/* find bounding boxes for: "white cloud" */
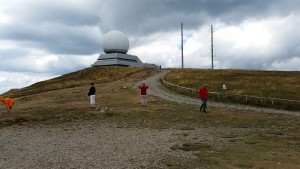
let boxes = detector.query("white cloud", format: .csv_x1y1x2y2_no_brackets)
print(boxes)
267,57,300,71
0,54,98,94
0,71,57,94
183,28,212,68
130,14,300,70
0,11,11,25
130,32,182,68
205,14,300,69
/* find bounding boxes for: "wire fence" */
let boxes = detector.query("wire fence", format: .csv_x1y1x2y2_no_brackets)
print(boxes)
161,77,300,109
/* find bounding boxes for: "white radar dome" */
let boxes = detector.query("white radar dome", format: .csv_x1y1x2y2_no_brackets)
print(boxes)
102,30,129,54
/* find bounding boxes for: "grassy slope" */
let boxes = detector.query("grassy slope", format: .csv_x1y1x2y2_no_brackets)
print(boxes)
164,69,300,99
163,68,300,110
2,66,156,98
0,67,299,168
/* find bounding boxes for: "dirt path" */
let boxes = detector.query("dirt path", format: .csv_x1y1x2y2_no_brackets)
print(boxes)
138,69,300,116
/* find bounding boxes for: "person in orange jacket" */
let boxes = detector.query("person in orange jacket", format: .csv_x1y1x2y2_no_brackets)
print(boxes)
197,84,208,112
0,97,14,114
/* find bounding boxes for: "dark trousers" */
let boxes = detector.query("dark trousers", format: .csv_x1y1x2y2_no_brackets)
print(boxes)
200,99,207,111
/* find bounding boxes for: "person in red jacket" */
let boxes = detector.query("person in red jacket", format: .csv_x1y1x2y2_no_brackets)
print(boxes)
139,83,149,106
0,97,14,114
197,84,208,112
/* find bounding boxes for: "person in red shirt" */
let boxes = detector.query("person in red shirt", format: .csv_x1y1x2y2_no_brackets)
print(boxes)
197,84,208,112
139,83,149,106
0,97,14,114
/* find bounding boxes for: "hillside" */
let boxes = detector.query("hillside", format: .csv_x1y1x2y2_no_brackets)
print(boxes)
164,68,300,100
163,68,300,110
4,67,299,100
1,67,158,98
0,66,160,126
0,67,299,168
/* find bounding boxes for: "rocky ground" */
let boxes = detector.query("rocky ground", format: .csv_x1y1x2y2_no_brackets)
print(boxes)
1,122,201,169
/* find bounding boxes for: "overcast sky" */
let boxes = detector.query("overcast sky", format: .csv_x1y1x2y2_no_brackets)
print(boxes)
1,0,300,94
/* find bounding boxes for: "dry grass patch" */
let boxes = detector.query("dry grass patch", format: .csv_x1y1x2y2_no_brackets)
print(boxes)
164,69,300,99
1,67,158,98
0,67,299,168
163,68,300,110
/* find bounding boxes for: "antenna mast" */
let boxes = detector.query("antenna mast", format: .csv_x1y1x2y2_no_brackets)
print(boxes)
181,22,184,69
211,25,214,69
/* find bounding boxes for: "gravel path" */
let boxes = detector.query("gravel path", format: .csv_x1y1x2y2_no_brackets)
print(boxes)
1,122,212,169
139,69,300,117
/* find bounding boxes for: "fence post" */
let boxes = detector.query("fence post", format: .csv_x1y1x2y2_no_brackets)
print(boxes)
161,77,300,107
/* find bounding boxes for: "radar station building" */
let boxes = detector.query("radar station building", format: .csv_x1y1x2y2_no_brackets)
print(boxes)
92,30,158,68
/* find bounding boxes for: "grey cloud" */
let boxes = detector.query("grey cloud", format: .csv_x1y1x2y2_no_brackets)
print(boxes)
98,0,300,36
44,56,94,74
2,0,299,56
5,0,103,26
0,54,93,75
1,0,300,72
0,48,29,59
1,22,102,55
1,0,103,55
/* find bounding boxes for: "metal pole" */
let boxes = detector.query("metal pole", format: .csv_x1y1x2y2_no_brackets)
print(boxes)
181,22,184,69
211,25,214,69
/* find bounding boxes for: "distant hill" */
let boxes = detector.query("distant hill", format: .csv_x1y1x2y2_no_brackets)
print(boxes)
1,67,159,98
